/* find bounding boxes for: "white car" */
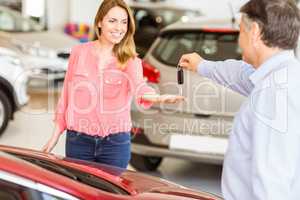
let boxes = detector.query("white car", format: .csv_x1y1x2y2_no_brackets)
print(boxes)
0,6,78,87
0,47,28,136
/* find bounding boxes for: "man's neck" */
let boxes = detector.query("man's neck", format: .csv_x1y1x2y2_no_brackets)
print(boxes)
255,46,282,69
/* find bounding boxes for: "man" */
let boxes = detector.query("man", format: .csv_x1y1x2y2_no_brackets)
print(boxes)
179,0,300,199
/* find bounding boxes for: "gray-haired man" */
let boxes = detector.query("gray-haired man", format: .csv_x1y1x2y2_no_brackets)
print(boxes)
179,0,300,199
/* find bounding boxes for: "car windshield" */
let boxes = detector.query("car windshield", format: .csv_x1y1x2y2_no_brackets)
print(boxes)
7,152,129,195
153,9,200,25
0,7,43,32
133,7,201,27
153,31,241,66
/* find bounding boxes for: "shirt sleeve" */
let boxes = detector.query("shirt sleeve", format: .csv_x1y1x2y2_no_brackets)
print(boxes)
250,82,299,200
198,59,255,97
127,57,156,109
53,47,77,133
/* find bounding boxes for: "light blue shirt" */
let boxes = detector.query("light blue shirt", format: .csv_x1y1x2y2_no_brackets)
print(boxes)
198,51,300,200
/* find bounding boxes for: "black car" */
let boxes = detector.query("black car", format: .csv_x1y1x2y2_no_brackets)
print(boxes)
130,2,202,57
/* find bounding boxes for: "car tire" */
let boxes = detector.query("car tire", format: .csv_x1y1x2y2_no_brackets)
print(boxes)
130,153,162,171
0,90,12,136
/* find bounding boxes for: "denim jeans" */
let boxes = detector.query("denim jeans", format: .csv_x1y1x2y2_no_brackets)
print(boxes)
65,130,131,169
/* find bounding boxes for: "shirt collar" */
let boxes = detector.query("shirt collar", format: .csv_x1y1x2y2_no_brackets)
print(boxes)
249,50,295,85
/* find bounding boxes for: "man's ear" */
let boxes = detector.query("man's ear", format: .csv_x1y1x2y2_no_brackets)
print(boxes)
251,22,261,46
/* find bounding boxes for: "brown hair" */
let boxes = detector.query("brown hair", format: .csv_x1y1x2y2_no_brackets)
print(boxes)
94,0,136,68
240,0,300,50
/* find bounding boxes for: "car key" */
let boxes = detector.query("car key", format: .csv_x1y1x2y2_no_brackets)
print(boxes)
177,65,184,96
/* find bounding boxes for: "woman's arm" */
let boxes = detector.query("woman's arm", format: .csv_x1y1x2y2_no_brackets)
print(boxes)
42,47,78,153
126,57,156,109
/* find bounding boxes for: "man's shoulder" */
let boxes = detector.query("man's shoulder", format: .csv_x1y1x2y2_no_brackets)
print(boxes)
258,58,299,88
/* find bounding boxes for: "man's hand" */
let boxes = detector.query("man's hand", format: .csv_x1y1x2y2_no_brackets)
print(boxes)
179,52,204,72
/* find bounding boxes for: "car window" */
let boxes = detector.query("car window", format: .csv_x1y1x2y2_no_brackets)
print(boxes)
152,31,241,67
0,179,68,200
153,9,187,25
153,32,198,66
133,8,157,29
195,33,241,61
0,10,15,31
0,8,41,32
9,153,129,195
132,7,200,28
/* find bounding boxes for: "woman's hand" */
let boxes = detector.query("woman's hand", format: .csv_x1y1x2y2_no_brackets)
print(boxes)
42,127,61,153
141,94,185,104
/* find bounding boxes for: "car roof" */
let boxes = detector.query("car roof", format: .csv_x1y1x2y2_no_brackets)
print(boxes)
161,16,239,34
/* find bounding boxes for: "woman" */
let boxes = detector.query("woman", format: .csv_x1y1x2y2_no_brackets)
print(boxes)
42,0,183,169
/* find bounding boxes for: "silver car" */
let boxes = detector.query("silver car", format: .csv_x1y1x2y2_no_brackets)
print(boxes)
0,6,78,87
130,17,247,171
0,47,29,136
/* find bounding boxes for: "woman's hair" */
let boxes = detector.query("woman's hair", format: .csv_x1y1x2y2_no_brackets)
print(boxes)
94,0,136,68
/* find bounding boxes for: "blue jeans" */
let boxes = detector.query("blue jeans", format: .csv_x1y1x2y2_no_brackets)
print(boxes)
65,130,131,169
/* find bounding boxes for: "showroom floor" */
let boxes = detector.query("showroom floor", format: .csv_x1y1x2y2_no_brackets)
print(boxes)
0,90,222,196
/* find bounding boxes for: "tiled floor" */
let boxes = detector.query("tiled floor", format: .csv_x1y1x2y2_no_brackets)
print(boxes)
0,90,222,196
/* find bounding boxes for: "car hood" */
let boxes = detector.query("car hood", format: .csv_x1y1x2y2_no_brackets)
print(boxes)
11,30,79,51
0,145,222,200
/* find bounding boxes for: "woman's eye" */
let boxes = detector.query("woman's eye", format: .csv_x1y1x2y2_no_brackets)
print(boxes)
108,19,116,23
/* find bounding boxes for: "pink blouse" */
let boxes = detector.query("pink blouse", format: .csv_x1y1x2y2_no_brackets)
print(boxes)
54,42,155,136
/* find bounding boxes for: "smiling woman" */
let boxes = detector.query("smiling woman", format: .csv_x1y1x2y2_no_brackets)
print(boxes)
42,0,184,169
93,0,136,69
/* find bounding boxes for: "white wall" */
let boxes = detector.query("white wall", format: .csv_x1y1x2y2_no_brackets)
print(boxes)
45,0,249,30
168,0,249,18
46,0,70,30
70,0,102,26
68,0,249,26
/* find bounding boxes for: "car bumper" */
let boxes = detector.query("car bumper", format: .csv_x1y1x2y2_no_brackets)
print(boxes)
131,143,224,165
13,68,29,108
27,68,65,89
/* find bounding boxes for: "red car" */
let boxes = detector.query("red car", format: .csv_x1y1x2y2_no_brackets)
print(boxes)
0,145,222,200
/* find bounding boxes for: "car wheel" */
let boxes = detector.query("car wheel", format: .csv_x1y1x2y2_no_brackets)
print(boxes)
0,90,12,136
130,153,162,171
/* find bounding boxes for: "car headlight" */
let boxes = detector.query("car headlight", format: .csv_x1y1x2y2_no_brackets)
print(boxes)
180,16,189,23
2,55,22,66
10,57,21,66
27,46,57,59
16,41,57,59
